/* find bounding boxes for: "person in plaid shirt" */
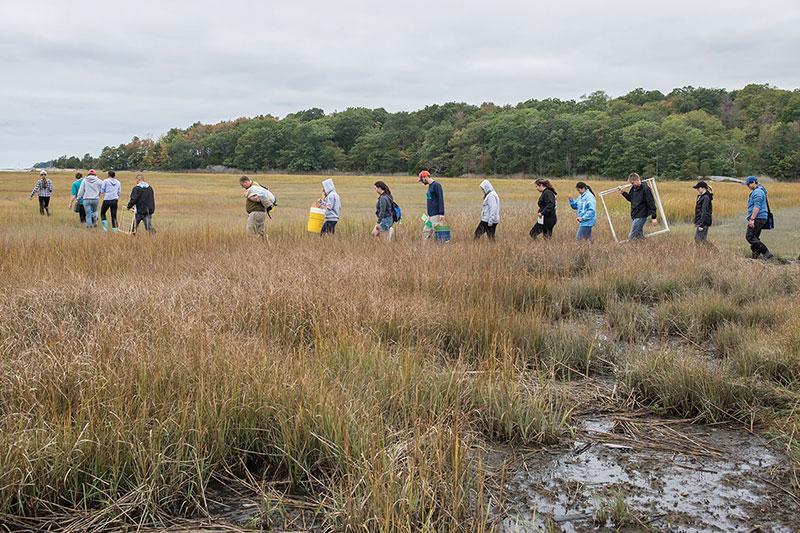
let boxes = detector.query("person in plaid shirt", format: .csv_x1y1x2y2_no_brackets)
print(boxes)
29,170,53,216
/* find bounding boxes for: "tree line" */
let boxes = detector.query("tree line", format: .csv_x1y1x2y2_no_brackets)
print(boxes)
46,84,800,180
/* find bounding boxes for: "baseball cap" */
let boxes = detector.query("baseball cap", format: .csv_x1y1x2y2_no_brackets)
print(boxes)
745,176,758,185
418,170,430,182
692,181,708,189
88,169,97,175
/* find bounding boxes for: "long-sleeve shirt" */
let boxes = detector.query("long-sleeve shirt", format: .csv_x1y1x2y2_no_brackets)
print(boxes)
30,179,52,198
426,180,445,216
568,190,596,227
537,189,557,220
101,178,122,201
747,186,768,220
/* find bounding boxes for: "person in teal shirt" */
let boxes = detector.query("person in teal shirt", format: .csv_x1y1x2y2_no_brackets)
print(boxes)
745,175,772,259
68,172,86,224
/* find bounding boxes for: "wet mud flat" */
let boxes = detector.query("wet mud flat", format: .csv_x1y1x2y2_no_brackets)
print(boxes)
498,416,799,532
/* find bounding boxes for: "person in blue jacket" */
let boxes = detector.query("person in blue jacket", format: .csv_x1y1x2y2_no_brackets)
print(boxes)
568,181,596,241
745,176,773,260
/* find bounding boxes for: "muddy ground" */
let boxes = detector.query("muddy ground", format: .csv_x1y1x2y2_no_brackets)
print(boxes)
497,415,799,532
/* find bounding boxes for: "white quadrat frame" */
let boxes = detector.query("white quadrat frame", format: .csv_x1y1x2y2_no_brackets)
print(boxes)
598,177,670,243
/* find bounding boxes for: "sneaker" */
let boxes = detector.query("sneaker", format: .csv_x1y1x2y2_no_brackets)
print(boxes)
751,252,761,259
763,252,774,260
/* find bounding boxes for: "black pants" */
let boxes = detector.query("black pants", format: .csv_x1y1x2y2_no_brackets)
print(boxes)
100,199,118,228
38,196,50,215
474,221,497,240
321,220,337,235
694,226,709,243
530,217,556,239
133,212,155,234
77,204,86,224
746,219,770,257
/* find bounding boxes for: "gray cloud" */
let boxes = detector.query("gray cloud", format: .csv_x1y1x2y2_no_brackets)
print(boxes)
1,0,798,167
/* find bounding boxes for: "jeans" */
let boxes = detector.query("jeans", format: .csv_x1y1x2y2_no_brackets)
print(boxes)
246,211,266,237
378,216,394,232
37,196,50,215
474,221,497,241
101,199,118,228
83,199,100,227
133,212,155,234
694,226,709,243
628,217,648,240
745,219,770,258
321,220,337,235
576,226,593,241
530,216,556,239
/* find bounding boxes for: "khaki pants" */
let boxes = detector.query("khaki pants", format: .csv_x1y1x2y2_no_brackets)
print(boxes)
246,211,267,237
422,215,445,240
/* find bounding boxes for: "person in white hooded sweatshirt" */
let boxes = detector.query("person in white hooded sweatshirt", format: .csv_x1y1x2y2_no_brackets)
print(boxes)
77,169,104,228
474,179,500,241
319,178,340,235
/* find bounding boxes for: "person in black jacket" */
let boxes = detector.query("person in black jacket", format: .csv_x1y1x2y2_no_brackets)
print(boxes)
530,179,557,239
126,175,156,235
618,172,657,240
692,181,713,244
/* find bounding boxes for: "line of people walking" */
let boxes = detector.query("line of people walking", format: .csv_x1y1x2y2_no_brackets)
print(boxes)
30,169,158,235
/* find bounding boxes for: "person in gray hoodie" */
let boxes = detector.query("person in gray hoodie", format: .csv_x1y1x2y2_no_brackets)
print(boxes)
474,179,500,241
76,169,104,228
319,178,340,236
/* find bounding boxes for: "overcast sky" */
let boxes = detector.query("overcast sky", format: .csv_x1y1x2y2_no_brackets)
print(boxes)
1,0,798,168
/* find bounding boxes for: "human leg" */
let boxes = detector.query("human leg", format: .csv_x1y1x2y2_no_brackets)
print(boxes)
628,217,647,240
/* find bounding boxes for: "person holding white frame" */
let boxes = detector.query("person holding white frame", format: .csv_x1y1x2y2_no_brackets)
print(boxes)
618,172,658,240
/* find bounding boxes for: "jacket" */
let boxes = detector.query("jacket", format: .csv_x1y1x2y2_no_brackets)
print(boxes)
127,182,156,214
537,188,557,220
30,178,53,198
376,193,394,221
568,190,596,227
77,175,104,201
101,178,122,201
747,186,768,220
426,180,445,216
321,179,341,221
694,192,713,227
621,183,657,220
479,180,500,225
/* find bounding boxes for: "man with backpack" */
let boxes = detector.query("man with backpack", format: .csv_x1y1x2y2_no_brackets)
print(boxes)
239,176,273,238
618,172,657,240
745,176,773,260
418,170,444,240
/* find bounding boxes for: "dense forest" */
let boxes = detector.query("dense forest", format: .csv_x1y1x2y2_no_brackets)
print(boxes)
46,84,800,180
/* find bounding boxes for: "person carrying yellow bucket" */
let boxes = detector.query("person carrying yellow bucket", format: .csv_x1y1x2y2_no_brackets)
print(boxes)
318,178,340,236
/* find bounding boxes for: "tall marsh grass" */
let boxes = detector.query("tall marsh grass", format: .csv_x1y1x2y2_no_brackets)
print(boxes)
2,171,800,528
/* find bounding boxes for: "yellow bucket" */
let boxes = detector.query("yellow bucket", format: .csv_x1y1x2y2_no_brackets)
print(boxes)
307,207,326,233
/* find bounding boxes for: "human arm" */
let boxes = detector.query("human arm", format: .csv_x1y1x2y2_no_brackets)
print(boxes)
645,185,658,221
540,191,556,217
127,187,139,210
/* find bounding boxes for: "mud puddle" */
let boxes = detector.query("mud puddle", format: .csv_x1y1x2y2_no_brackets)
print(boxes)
499,417,799,532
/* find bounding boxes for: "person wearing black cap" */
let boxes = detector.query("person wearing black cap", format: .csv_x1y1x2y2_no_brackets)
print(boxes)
692,181,713,244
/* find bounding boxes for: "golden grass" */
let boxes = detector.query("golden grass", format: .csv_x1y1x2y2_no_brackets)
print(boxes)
1,171,799,530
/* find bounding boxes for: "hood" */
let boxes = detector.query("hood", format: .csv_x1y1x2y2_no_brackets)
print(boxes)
84,175,101,184
137,182,150,189
322,178,335,194
479,179,494,194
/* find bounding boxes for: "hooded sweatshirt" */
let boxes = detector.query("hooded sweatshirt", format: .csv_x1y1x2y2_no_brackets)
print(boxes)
568,190,596,227
77,174,104,201
101,177,122,201
479,180,500,225
127,182,156,214
321,179,341,222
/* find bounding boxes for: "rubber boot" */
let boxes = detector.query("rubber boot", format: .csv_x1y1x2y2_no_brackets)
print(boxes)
101,220,109,232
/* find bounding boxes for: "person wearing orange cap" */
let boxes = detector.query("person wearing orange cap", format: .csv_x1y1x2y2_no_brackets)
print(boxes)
418,170,445,240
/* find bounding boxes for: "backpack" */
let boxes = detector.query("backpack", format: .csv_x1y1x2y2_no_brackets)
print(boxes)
264,188,277,218
391,200,402,223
